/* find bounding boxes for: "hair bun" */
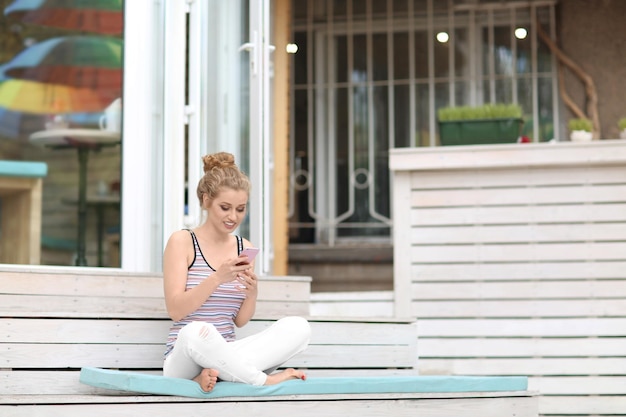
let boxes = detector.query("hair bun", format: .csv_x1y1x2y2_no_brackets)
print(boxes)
202,152,236,174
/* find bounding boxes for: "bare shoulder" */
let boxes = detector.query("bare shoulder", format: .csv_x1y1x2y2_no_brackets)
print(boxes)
241,236,255,248
164,230,194,262
163,230,194,281
167,229,193,247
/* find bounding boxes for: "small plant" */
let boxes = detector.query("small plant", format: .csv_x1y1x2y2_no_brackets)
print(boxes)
438,103,523,121
568,118,593,132
618,117,626,131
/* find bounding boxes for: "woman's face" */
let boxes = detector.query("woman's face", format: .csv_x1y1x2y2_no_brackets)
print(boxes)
204,188,248,233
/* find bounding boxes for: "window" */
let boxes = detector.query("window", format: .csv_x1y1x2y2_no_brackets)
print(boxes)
290,0,557,245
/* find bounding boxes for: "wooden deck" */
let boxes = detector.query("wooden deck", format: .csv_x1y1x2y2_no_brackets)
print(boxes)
0,264,537,416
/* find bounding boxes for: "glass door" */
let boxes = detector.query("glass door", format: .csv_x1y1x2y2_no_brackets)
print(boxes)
148,0,273,273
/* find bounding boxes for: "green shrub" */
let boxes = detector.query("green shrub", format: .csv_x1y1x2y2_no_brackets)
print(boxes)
618,117,626,130
568,118,593,132
437,103,523,121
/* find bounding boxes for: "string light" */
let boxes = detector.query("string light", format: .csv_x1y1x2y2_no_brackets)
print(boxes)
436,32,449,43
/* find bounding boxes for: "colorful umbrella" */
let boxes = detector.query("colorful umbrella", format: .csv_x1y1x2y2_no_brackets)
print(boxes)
4,0,123,35
0,65,104,139
3,35,122,92
0,71,112,114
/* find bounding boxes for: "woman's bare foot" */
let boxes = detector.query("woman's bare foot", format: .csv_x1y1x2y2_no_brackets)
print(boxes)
193,368,219,392
264,368,307,385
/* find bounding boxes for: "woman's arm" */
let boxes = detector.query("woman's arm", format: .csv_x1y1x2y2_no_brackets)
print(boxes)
234,268,257,326
234,238,258,327
163,230,220,321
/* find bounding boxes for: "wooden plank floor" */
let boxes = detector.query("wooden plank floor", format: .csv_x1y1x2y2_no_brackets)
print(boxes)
2,393,539,417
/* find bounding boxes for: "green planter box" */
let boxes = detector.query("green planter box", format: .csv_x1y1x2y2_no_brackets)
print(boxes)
438,118,524,146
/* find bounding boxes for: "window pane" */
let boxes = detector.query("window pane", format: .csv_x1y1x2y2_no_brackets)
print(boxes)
293,0,307,20
436,79,451,149
495,78,513,104
294,31,308,85
482,79,490,104
373,85,390,220
335,35,348,83
353,85,369,168
455,81,470,106
372,33,388,81
353,34,367,82
535,7,553,73
289,89,315,243
434,27,450,77
372,0,387,17
414,0,428,18
335,87,350,217
394,84,411,147
537,76,555,142
454,27,470,78
516,28,532,75
394,0,408,16
0,3,123,267
494,26,513,76
416,83,430,146
373,85,389,154
394,32,410,80
293,89,310,160
517,77,533,120
414,30,428,79
333,0,347,21
353,0,366,18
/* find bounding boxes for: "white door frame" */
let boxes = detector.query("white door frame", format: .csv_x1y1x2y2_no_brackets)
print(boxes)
246,0,274,275
120,0,166,272
120,0,273,273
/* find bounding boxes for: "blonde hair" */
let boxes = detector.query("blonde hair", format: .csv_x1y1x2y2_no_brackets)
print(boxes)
196,152,251,207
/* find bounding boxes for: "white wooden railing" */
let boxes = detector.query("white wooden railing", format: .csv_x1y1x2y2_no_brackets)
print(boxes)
389,140,626,417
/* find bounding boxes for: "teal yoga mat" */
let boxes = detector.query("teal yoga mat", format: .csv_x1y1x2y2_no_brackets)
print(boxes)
80,367,528,399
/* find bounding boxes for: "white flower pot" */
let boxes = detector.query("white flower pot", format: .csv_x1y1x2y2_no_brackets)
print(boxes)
620,129,626,139
570,130,593,142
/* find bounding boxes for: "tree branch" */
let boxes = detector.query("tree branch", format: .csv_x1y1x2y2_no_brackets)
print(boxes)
535,13,601,138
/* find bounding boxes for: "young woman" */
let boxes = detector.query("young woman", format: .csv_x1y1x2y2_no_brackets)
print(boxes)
162,152,310,392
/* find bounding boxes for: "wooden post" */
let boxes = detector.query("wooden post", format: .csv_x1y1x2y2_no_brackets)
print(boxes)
0,176,43,264
271,0,291,275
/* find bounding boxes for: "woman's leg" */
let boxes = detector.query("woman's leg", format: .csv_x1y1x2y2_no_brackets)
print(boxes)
163,321,267,386
230,316,311,374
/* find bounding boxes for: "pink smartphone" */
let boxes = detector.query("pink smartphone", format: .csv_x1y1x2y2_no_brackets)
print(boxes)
238,247,259,264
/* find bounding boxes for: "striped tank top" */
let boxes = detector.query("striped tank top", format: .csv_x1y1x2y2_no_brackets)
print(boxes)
164,230,246,357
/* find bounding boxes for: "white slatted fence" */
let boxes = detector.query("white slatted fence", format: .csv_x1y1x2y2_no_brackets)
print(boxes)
390,140,626,417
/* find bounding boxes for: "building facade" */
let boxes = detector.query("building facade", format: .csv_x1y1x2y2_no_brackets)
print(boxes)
0,0,624,292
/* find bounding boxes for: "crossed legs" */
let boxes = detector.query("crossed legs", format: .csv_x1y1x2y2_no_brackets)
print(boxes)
163,316,311,391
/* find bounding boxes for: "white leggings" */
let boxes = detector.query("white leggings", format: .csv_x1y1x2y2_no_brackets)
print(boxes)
163,316,311,386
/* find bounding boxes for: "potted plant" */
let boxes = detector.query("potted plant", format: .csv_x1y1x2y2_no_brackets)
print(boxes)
568,118,593,142
618,117,626,139
437,103,524,146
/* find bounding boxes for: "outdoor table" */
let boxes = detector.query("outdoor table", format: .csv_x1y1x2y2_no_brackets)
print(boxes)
61,193,120,267
30,128,121,266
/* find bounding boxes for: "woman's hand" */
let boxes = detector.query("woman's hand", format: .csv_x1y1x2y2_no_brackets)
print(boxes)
236,269,258,298
213,255,254,285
